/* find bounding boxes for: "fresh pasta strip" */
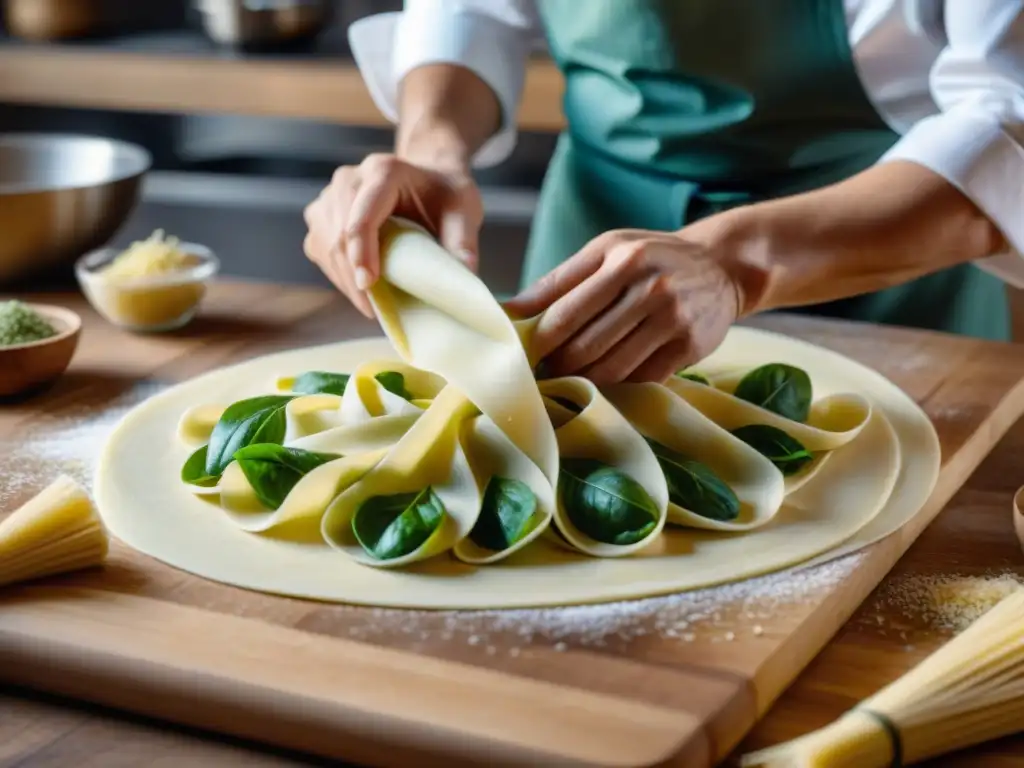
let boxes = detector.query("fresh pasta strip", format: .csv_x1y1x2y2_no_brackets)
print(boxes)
320,385,482,568
217,415,417,532
537,377,668,557
338,360,442,424
369,218,560,490
664,374,871,452
283,393,345,442
604,382,786,531
176,403,227,447
452,414,557,564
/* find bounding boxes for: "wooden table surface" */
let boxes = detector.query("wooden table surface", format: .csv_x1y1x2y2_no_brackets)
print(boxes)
2,281,1024,768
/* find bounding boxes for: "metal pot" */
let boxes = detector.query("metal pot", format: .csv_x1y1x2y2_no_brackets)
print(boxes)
193,0,334,49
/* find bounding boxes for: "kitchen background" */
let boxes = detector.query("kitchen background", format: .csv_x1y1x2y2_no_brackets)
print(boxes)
0,0,558,295
3,0,1023,337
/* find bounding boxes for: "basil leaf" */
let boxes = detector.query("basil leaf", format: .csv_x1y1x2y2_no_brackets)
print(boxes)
233,443,340,509
373,371,414,401
205,395,295,477
559,459,658,545
291,371,350,396
468,476,537,551
733,363,812,422
352,488,446,560
645,439,740,522
731,424,813,476
676,370,710,385
181,445,220,487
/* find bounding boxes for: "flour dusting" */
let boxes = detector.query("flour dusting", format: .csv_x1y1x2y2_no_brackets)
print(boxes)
335,553,864,651
0,382,166,510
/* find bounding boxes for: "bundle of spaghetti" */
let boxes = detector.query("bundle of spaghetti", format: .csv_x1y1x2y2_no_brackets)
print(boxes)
741,586,1024,767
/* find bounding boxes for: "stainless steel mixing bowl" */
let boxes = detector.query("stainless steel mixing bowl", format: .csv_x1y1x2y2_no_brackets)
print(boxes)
0,134,151,285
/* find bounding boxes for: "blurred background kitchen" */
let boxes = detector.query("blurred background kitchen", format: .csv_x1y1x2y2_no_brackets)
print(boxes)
4,0,1024,337
0,0,563,295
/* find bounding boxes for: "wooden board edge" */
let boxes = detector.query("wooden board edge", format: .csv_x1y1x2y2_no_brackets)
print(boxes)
0,587,709,768
734,373,1024,756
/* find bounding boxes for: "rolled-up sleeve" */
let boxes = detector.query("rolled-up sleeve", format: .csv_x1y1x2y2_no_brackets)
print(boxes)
881,1,1024,283
347,0,541,168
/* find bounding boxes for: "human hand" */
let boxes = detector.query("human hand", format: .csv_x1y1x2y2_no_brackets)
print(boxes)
505,227,756,385
303,153,483,318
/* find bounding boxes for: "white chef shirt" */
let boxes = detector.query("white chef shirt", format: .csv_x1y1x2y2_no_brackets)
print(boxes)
348,0,1024,285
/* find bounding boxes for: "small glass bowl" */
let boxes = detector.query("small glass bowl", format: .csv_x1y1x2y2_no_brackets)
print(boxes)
74,242,219,332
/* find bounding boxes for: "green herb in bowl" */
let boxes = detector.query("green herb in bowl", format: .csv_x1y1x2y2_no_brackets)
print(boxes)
0,300,57,347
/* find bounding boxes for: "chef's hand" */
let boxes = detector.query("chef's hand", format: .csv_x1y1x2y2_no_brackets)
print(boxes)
303,153,483,318
505,227,758,385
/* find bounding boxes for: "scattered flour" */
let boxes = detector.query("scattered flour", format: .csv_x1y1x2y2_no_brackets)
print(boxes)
338,553,865,651
0,382,166,510
859,572,1024,634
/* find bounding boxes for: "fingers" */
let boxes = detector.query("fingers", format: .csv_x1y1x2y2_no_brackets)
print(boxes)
519,233,655,364
582,312,677,386
303,208,375,318
626,337,698,383
343,156,404,289
529,262,627,364
545,274,673,375
438,202,482,271
504,238,607,318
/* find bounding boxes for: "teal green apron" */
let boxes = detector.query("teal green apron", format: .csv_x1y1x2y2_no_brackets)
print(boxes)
524,0,1009,341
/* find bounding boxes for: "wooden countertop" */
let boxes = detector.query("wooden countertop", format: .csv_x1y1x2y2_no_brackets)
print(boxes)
0,32,566,130
1,281,1023,767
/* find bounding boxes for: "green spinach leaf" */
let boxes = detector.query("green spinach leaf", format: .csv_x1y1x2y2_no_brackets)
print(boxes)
732,363,812,422
730,424,813,476
352,488,447,560
468,476,537,551
233,444,341,509
291,369,412,401
645,439,740,521
291,371,351,396
204,395,295,477
676,369,710,385
559,459,658,545
373,371,414,401
181,445,220,487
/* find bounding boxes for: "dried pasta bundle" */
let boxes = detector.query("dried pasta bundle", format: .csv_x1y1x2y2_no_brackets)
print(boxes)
741,587,1024,767
0,475,109,587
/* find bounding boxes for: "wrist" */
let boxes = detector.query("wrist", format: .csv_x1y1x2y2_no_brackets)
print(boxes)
683,207,780,318
396,120,474,177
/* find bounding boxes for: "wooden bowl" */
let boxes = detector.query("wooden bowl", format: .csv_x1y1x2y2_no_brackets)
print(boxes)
0,303,81,397
1014,486,1024,558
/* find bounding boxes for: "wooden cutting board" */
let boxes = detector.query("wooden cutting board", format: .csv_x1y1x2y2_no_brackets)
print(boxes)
2,281,1024,768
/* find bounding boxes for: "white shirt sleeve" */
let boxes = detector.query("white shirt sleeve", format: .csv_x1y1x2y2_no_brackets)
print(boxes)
880,1,1024,280
347,0,542,168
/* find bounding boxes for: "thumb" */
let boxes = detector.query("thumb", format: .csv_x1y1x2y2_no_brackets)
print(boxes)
438,206,481,272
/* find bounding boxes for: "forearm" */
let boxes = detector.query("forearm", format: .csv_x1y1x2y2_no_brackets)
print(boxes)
395,64,503,173
714,161,1008,315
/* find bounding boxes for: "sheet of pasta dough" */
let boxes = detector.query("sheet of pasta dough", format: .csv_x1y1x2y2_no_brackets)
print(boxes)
95,329,939,609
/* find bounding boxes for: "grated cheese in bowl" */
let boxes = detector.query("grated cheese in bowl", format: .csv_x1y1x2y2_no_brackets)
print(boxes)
74,229,218,333
100,230,201,280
